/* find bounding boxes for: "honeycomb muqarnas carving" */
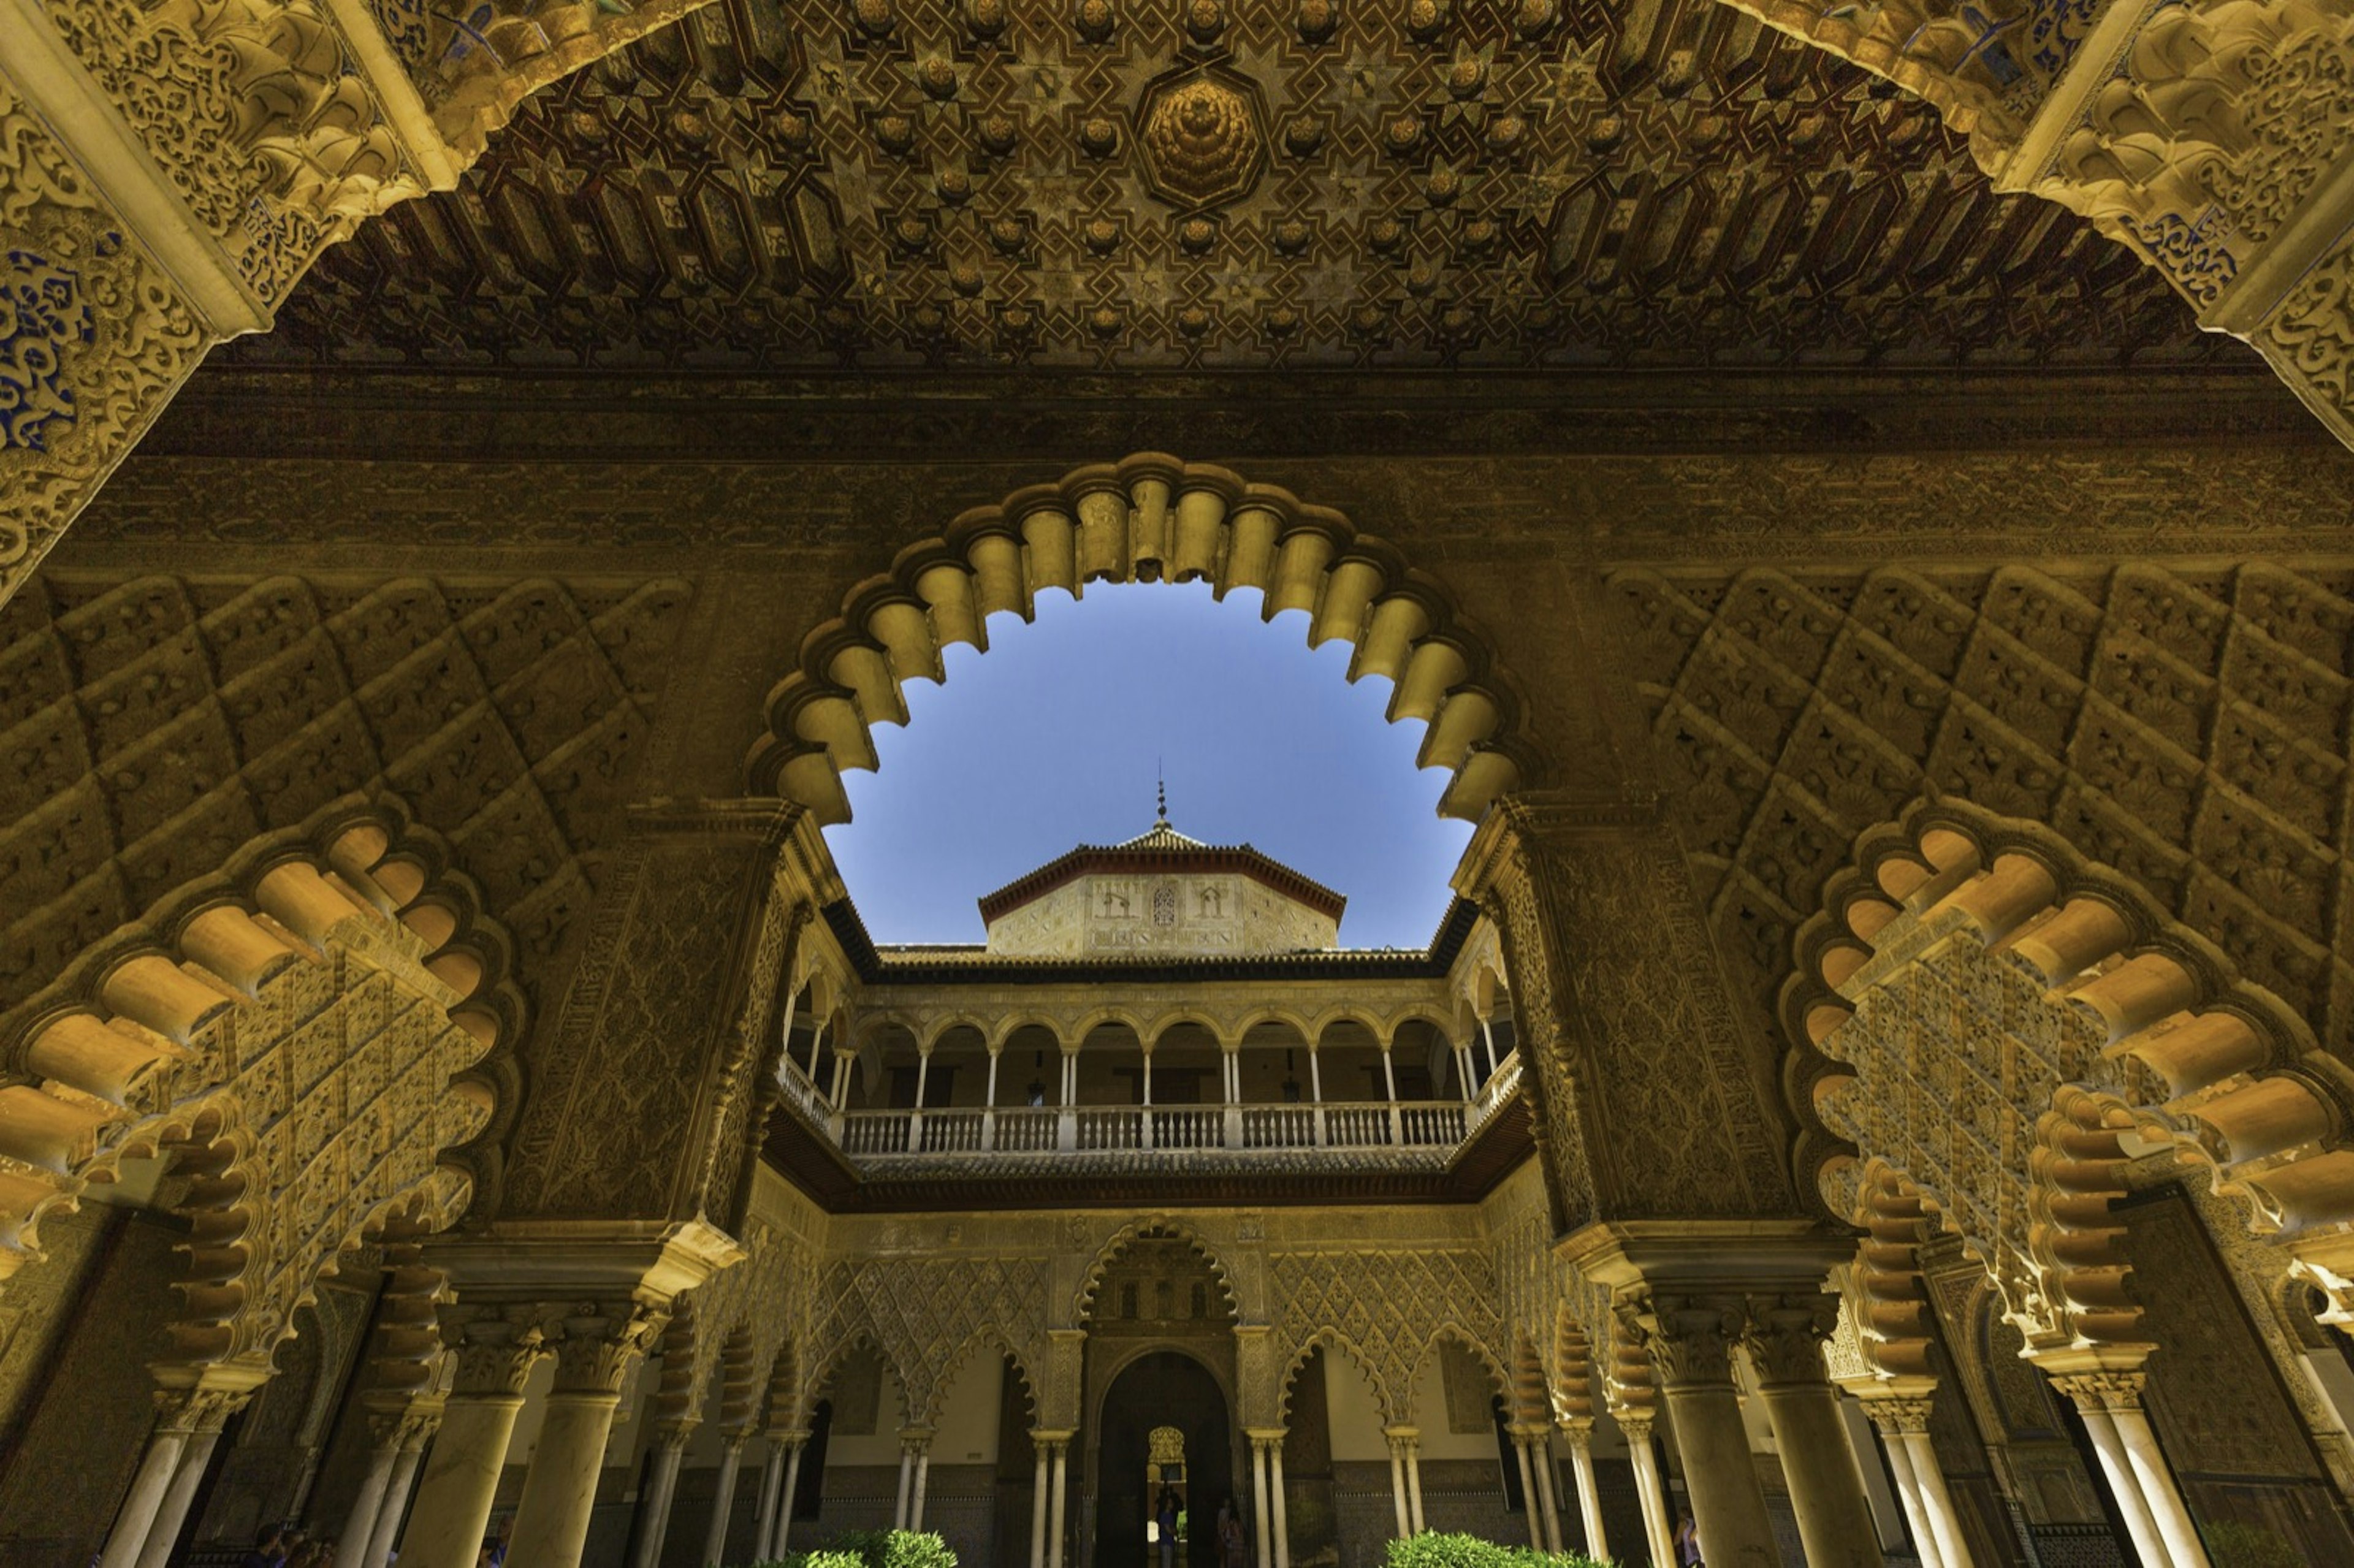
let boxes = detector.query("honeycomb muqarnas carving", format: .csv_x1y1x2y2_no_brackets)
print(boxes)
0,573,692,1013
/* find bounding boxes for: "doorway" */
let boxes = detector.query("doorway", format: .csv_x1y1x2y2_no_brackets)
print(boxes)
1097,1352,1232,1568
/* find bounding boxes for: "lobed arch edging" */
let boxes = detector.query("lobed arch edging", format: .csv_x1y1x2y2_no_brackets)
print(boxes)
0,795,524,1315
745,454,1546,826
1782,794,2354,1333
1072,1214,1243,1327
1275,1328,1395,1428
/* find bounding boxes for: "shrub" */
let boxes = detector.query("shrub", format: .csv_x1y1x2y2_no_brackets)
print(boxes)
1382,1531,1609,1568
746,1529,956,1568
2202,1520,2303,1568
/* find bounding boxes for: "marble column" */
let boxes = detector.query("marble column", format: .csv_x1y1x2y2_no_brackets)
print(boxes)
1030,1442,1052,1568
1614,1412,1675,1568
703,1431,750,1566
1860,1395,1969,1568
335,1425,405,1568
896,1439,917,1529
2050,1369,2211,1568
630,1422,695,1568
132,1391,243,1568
1269,1436,1290,1568
1251,1437,1273,1568
1401,1429,1426,1534
1560,1420,1607,1560
752,1437,788,1562
1639,1295,1778,1567
1530,1433,1566,1554
368,1437,432,1568
1385,1434,1411,1539
770,1434,809,1559
1510,1437,1544,1549
97,1425,186,1568
507,1306,659,1568
1048,1439,1071,1568
911,1444,933,1532
1746,1296,1886,1567
400,1320,548,1568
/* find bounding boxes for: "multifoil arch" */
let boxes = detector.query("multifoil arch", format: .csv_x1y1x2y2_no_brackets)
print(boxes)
746,454,1544,824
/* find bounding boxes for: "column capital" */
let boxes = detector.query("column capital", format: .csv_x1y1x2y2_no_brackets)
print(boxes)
653,1415,701,1449
1857,1395,1937,1437
1740,1292,1840,1388
1243,1426,1289,1445
1618,1291,1745,1389
364,1398,446,1450
539,1300,666,1395
440,1308,552,1397
1381,1425,1422,1443
1612,1410,1656,1445
151,1383,255,1434
1555,1417,1596,1444
2046,1368,2148,1415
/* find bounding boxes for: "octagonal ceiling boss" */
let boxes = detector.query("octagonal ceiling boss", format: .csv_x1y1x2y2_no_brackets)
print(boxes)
1136,62,1270,213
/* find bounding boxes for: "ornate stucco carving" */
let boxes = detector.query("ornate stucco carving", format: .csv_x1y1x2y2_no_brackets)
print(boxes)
0,803,520,1387
0,0,718,609
1785,796,2354,1345
1457,795,1795,1228
751,454,1539,826
1713,0,2354,447
0,573,691,1027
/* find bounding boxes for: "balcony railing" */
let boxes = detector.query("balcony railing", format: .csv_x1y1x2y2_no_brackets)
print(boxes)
781,1050,1522,1172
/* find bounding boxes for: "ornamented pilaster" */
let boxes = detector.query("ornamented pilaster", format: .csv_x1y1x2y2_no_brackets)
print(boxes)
1453,793,1794,1233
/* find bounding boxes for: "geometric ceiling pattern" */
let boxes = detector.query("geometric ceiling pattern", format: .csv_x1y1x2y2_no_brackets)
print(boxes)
226,0,2219,371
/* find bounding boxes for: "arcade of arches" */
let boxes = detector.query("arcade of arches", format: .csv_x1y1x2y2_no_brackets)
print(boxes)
17,6,2354,1568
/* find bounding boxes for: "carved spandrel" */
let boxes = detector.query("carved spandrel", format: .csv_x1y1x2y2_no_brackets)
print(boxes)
1464,798,1794,1225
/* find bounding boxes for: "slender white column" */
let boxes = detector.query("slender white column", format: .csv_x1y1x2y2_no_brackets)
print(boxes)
365,1440,429,1568
1563,1426,1607,1561
1874,1426,1945,1568
986,1048,1002,1106
1531,1434,1565,1554
1308,1049,1322,1102
1380,1043,1397,1101
911,1446,932,1531
1030,1443,1052,1568
1270,1439,1290,1568
1404,1434,1425,1534
752,1441,788,1566
334,1436,403,1568
704,1433,749,1566
1479,1018,1498,1078
1511,1439,1544,1549
1617,1413,1675,1568
2079,1405,2169,1566
1251,1439,1273,1568
807,1018,826,1083
99,1428,188,1568
1048,1442,1070,1568
1143,1051,1153,1106
630,1429,691,1568
2111,1403,2210,1568
1385,1437,1411,1539
771,1439,807,1559
133,1428,221,1568
913,1048,931,1111
895,1441,916,1529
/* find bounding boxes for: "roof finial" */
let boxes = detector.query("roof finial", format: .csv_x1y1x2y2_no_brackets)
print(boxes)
1156,759,1168,825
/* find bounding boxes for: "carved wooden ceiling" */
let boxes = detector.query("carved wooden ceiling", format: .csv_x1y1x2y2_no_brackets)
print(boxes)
224,0,2222,371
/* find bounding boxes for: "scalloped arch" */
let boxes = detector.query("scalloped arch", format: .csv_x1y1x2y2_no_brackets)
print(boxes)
745,455,1544,824
0,797,525,1377
1073,1216,1242,1326
1783,796,2354,1339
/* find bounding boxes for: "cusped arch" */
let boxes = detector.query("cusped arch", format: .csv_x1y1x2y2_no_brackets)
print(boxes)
1278,1329,1395,1429
1073,1216,1242,1326
746,455,1545,824
801,1330,913,1433
928,1328,1042,1430
1407,1323,1511,1430
1782,796,2354,1338
0,799,522,1377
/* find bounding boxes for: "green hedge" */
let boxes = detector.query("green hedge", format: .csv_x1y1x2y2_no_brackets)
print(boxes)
746,1527,958,1568
1382,1530,1611,1568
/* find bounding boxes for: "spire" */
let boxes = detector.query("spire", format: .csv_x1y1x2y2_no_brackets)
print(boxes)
1156,761,1168,826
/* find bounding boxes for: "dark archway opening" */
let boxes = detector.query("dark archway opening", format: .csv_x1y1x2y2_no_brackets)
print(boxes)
1097,1351,1231,1568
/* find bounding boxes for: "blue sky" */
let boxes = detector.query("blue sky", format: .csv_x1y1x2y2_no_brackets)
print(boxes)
824,582,1474,948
